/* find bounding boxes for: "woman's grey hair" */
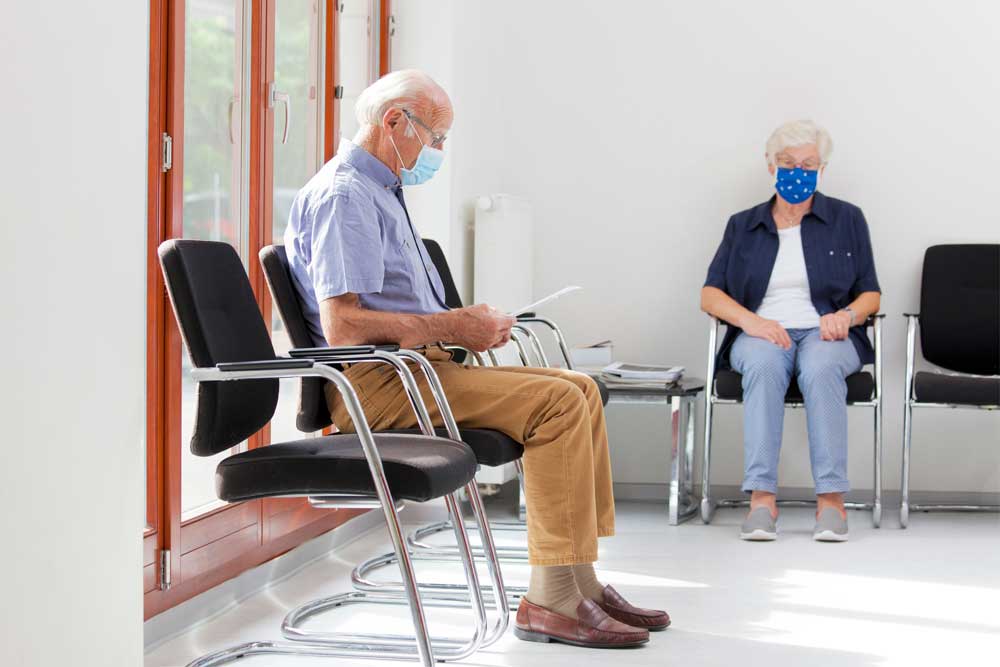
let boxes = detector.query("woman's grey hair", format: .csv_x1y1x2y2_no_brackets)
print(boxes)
354,69,450,134
765,120,833,165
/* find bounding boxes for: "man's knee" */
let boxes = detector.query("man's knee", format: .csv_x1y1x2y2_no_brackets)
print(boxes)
544,376,589,413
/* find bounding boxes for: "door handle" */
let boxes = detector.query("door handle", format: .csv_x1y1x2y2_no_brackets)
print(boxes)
227,95,238,144
269,82,291,145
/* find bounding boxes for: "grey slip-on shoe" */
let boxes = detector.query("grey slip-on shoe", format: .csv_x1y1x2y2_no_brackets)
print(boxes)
740,507,777,541
814,507,849,542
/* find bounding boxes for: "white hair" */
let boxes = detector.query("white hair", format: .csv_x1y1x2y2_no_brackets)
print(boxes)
765,120,833,165
354,69,450,133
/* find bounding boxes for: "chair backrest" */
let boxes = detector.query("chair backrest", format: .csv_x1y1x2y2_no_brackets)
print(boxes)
158,239,279,456
920,244,1000,375
259,244,333,433
422,238,464,309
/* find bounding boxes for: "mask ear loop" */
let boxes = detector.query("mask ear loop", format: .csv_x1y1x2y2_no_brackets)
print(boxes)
387,110,424,172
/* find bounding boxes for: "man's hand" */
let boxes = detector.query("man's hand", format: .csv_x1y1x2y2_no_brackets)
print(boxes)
742,315,792,349
448,304,515,352
820,311,853,341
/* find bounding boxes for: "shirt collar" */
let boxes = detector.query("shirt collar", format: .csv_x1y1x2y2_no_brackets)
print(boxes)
339,137,400,189
748,191,830,232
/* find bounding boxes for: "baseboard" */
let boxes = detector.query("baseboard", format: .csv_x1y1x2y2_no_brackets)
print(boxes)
143,507,385,652
613,482,1000,506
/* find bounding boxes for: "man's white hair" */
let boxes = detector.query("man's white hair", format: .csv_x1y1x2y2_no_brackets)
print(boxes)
765,120,833,165
354,69,449,132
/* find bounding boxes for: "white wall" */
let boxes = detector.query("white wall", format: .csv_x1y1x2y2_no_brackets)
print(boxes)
395,0,1000,496
0,3,147,665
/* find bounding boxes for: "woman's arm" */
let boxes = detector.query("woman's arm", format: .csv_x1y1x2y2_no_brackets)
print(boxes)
819,291,881,341
701,286,792,349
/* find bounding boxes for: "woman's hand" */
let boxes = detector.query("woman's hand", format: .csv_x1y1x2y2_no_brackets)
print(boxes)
819,310,853,341
742,314,792,349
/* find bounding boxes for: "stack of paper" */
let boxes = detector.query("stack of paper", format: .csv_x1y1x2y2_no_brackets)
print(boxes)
600,362,684,386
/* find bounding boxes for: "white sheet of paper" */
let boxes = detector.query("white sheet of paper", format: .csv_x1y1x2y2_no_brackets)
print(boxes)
509,286,582,316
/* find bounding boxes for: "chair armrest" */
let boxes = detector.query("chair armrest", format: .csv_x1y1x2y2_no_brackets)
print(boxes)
289,344,400,359
203,351,438,437
514,316,574,369
903,312,920,318
192,360,452,518
217,358,314,372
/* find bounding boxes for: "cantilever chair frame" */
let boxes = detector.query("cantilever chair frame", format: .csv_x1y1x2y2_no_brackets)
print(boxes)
700,314,885,528
181,356,497,667
900,314,1000,527
275,349,514,644
162,238,507,666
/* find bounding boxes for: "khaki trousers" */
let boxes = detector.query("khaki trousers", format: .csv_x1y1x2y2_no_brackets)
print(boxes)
326,348,615,565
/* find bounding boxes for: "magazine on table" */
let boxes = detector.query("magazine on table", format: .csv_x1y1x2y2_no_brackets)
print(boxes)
600,362,684,385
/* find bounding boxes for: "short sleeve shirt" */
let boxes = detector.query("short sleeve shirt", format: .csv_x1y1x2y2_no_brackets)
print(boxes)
284,138,449,346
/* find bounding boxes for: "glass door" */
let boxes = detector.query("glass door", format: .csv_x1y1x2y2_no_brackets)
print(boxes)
268,0,325,447
179,0,253,522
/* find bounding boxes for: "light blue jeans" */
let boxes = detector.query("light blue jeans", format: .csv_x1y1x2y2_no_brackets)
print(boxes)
730,328,862,495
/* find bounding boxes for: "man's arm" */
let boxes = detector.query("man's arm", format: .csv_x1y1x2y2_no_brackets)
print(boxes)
320,293,514,352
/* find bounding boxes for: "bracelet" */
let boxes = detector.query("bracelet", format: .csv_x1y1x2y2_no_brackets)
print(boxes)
842,307,856,326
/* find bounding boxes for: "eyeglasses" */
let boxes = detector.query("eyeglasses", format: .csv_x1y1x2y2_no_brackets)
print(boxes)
775,153,821,170
403,109,447,148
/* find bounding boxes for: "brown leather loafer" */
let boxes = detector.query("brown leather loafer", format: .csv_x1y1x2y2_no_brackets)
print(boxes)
514,598,649,648
597,585,671,630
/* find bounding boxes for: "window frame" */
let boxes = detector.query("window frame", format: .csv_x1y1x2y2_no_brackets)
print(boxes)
144,0,393,620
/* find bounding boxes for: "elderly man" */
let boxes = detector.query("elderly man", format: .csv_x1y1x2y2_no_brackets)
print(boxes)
285,69,667,648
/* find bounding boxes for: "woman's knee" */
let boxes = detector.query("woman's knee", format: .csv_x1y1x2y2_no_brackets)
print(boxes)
798,352,850,388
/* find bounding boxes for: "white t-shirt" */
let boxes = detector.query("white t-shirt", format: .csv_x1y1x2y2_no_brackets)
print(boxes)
755,225,821,329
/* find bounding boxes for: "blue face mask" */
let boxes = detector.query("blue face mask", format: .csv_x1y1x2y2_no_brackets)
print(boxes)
389,115,445,186
774,167,819,203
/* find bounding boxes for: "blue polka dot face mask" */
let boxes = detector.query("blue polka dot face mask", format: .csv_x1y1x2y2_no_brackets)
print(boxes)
774,167,819,204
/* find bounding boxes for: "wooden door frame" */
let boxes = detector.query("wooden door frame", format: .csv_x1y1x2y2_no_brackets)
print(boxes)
144,0,386,620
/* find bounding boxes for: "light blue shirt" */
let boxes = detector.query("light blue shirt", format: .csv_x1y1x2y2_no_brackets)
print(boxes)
285,138,449,347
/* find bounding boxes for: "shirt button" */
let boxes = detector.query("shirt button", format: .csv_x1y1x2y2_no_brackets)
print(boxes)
829,250,834,255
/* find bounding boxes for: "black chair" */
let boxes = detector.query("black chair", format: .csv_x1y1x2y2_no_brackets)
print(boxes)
901,244,1000,527
701,315,885,527
159,239,496,667
259,244,526,628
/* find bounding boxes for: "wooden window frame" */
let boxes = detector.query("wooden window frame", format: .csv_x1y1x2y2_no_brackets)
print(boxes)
144,0,393,620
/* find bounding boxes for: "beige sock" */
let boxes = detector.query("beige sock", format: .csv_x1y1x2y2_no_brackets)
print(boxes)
525,565,586,619
572,563,607,602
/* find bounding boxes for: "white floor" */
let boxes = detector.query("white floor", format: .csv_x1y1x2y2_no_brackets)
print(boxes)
145,502,1000,667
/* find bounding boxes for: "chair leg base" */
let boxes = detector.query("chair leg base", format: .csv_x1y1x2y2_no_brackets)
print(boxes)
700,497,715,524
352,550,526,610
281,590,505,646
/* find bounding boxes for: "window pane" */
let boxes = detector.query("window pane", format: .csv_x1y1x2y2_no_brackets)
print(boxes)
180,0,250,521
270,0,324,444
338,0,378,141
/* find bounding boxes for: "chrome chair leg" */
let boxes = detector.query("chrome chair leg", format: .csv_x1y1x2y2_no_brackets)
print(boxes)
281,488,499,654
900,314,917,529
901,398,913,529
701,318,719,524
872,314,884,528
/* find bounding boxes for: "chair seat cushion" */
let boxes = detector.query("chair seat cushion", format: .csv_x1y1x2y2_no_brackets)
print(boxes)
715,369,874,403
913,371,1000,406
386,428,524,467
216,433,477,503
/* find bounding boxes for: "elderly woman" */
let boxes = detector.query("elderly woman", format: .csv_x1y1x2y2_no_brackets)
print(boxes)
701,120,880,542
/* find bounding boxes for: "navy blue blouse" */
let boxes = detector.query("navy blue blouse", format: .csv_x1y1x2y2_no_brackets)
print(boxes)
704,192,881,369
